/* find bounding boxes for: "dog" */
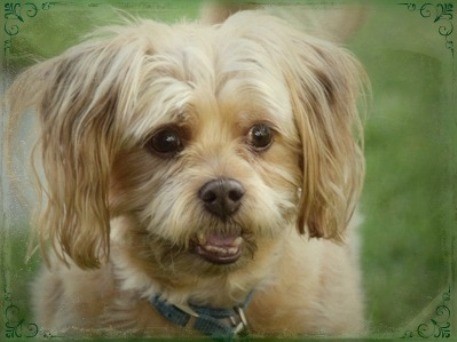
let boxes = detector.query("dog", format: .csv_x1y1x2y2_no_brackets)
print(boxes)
6,5,367,338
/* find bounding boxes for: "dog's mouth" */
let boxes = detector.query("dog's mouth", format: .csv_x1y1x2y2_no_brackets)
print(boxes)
191,232,243,265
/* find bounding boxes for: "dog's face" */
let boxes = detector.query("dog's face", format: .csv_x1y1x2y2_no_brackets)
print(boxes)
8,12,364,277
108,42,302,275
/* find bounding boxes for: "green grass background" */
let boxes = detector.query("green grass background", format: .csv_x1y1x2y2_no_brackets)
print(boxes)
1,0,455,339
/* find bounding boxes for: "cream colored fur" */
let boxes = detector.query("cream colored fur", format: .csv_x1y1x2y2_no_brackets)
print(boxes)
6,9,367,338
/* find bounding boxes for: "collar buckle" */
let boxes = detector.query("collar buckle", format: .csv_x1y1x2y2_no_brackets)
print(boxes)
232,306,249,335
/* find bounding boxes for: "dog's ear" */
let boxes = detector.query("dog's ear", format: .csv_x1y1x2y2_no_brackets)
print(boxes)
6,28,153,268
286,35,366,241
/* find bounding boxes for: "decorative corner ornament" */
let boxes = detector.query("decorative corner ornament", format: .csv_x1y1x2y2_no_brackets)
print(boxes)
399,2,454,57
402,286,451,339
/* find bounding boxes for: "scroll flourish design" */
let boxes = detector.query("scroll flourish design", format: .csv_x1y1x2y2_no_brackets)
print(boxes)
402,286,451,339
4,3,38,36
399,2,454,57
3,291,39,339
3,2,56,55
5,305,39,338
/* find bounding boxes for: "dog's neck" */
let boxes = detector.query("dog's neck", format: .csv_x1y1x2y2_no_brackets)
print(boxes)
109,217,286,308
110,242,280,308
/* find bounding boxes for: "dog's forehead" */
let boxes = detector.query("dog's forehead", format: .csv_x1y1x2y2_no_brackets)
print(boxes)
133,24,295,138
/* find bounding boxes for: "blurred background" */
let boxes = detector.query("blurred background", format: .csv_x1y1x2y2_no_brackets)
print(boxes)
1,0,455,339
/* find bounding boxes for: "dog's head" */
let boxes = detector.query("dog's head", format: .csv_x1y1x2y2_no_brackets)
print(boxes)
7,12,365,276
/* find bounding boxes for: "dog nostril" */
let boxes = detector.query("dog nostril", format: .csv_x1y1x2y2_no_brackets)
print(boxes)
201,189,217,203
228,188,244,202
199,178,245,218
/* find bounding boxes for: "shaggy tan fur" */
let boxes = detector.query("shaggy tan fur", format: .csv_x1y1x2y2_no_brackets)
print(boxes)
6,9,367,338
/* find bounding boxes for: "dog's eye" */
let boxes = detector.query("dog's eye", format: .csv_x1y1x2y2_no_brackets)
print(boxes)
146,128,183,157
248,123,273,151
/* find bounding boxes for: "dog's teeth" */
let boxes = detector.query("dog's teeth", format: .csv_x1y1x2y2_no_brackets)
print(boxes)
205,245,226,254
228,247,238,254
233,237,243,247
197,232,206,244
204,245,239,256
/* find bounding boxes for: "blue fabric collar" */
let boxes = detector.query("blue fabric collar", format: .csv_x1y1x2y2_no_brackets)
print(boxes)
150,292,253,338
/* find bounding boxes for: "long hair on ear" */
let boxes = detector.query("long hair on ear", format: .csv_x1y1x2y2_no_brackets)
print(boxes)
288,38,367,241
5,20,162,268
223,12,368,241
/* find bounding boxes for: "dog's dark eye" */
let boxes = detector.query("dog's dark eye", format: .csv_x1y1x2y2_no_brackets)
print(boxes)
146,128,183,157
248,123,273,151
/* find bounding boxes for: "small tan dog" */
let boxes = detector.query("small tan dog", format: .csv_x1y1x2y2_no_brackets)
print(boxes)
6,5,366,339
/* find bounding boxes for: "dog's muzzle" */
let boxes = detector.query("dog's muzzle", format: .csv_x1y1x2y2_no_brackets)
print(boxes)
193,178,246,264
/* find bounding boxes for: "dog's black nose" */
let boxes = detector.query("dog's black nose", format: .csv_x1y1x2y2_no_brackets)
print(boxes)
199,178,245,219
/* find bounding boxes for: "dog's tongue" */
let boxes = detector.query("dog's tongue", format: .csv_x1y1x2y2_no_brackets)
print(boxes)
205,233,241,247
195,233,243,264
